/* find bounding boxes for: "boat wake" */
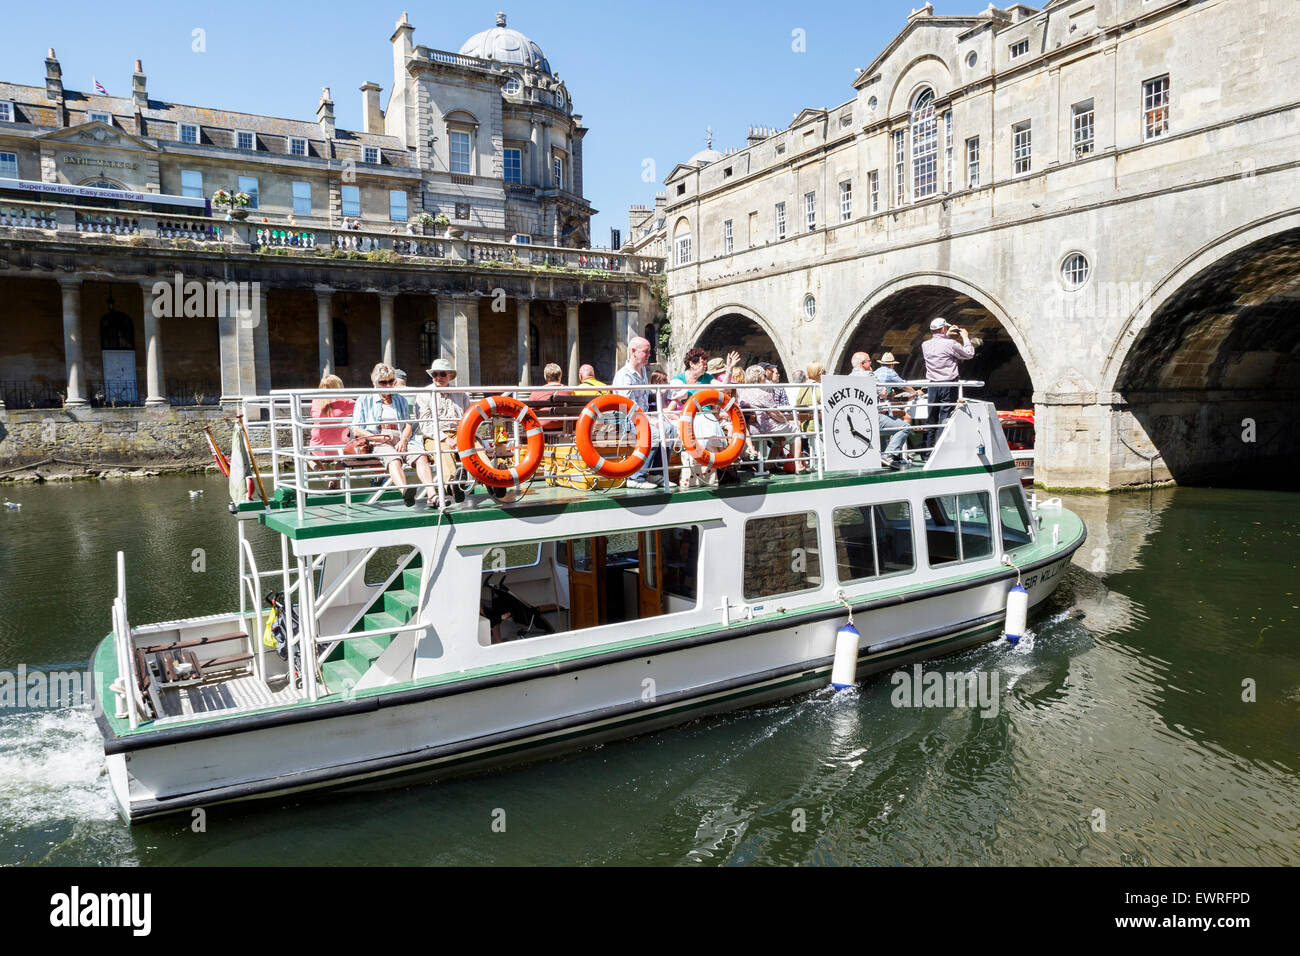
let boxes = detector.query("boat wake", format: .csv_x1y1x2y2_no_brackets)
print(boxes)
0,706,118,828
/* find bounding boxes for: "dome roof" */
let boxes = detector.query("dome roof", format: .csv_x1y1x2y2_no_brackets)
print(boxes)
688,128,723,166
460,13,552,76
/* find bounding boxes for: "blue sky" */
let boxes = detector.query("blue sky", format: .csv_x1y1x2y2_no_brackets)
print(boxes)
1,0,925,243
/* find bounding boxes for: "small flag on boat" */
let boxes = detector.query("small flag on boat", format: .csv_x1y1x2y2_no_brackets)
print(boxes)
228,422,250,504
94,77,108,95
203,424,231,477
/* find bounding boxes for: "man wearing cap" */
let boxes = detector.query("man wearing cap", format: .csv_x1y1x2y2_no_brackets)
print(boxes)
921,318,975,444
414,358,470,503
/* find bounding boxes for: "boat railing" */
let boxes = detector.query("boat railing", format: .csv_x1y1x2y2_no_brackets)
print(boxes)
242,378,986,518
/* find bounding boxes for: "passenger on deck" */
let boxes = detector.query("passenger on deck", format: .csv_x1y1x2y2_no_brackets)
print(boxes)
351,362,433,507
795,362,824,460
574,364,607,395
527,363,570,437
612,336,664,489
308,375,355,487
648,370,670,414
667,347,715,413
739,366,805,472
922,317,976,446
706,356,729,383
415,358,471,504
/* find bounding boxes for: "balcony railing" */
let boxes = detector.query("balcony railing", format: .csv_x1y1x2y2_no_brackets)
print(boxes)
0,197,666,276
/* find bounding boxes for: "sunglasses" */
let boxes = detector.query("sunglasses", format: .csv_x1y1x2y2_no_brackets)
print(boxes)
431,372,452,378
377,379,396,386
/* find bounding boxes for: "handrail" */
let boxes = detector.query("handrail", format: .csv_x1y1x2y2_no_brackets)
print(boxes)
114,551,140,730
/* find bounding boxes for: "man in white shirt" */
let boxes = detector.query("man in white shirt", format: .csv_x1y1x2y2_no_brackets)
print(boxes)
611,336,663,488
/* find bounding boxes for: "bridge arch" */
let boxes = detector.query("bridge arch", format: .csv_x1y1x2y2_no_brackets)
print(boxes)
830,272,1041,409
688,304,793,378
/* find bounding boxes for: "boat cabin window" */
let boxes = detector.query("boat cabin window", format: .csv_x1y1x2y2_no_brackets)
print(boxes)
998,486,1035,552
744,512,823,600
923,492,993,567
479,526,699,645
832,501,915,585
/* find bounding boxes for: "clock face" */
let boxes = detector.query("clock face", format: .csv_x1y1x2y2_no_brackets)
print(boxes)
831,403,874,459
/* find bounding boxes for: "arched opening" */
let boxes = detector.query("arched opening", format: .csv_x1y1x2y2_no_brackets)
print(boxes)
837,285,1033,410
1111,226,1300,488
692,312,786,378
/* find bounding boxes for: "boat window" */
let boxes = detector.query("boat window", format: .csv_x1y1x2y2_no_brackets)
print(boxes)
924,492,993,566
998,486,1035,551
744,512,823,600
479,526,699,646
481,543,542,572
833,501,915,585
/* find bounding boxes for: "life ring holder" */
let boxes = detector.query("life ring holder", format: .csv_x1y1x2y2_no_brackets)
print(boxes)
574,394,653,480
680,389,746,468
455,396,545,489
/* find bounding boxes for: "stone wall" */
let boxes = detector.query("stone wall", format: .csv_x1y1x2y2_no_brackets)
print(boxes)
0,405,227,469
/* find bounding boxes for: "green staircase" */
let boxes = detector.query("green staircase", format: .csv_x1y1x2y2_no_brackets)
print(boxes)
320,553,422,695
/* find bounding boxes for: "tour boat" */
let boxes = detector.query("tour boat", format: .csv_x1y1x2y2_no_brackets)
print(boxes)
92,376,1084,823
997,409,1036,487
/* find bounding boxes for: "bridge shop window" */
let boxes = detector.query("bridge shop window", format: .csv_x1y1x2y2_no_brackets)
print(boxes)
998,486,1035,553
1143,75,1170,140
744,512,823,600
1072,100,1095,159
775,201,786,240
1012,121,1032,175
833,502,915,585
966,137,980,188
924,492,994,567
478,527,700,646
911,89,938,200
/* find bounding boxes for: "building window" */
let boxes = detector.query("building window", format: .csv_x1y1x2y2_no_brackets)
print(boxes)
723,219,733,255
1072,100,1095,159
943,111,954,193
894,129,907,205
419,319,439,368
775,201,786,240
925,492,993,566
911,89,938,200
289,137,308,157
502,76,522,96
1062,252,1091,289
454,202,470,221
966,137,980,188
238,176,259,209
180,123,199,145
676,183,686,196
0,152,17,178
0,102,12,123
333,318,349,369
341,185,360,218
1144,75,1170,140
180,169,202,199
840,111,853,129
803,294,817,320
868,170,879,213
1012,120,1032,175
449,130,471,174
364,146,379,165
236,130,254,151
833,502,916,583
389,190,408,221
723,166,733,178
553,156,565,189
804,191,817,231
839,181,852,222
743,512,822,599
88,111,112,125
673,218,692,266
292,181,311,215
1010,38,1030,59
503,148,522,184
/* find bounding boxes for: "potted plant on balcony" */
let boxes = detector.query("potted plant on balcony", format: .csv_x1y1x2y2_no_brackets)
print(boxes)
414,212,437,236
230,192,252,220
431,213,453,237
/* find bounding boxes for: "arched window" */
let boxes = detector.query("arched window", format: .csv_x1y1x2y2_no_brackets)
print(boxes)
673,218,692,267
333,317,349,368
419,319,439,368
911,89,938,200
99,300,134,350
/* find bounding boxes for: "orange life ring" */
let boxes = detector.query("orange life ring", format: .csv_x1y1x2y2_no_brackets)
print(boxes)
680,389,746,468
574,394,653,480
455,396,545,489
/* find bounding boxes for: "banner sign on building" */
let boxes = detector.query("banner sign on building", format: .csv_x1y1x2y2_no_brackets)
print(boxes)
0,177,207,210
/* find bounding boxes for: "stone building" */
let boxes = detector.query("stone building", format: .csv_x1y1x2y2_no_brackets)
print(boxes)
663,0,1300,489
0,13,661,466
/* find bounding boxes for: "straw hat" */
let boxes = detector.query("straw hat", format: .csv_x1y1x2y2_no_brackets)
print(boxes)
426,358,457,378
706,357,727,374
878,352,900,365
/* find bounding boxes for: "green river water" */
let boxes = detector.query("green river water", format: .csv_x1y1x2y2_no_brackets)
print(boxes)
0,475,1297,865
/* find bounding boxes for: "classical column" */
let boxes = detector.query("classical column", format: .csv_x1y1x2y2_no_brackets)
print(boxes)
316,287,334,377
614,306,638,371
139,280,167,406
436,297,455,365
566,301,580,385
59,278,88,407
516,299,532,387
218,305,241,404
378,293,396,369
252,286,271,395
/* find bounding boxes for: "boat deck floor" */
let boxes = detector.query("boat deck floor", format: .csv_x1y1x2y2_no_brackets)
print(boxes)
259,468,918,540
157,673,301,721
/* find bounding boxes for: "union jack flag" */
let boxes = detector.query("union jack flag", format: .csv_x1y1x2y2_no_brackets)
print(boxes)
94,78,107,95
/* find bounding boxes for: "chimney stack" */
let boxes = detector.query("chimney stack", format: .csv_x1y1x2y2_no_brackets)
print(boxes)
360,82,384,134
132,59,148,111
45,48,64,104
317,86,335,139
